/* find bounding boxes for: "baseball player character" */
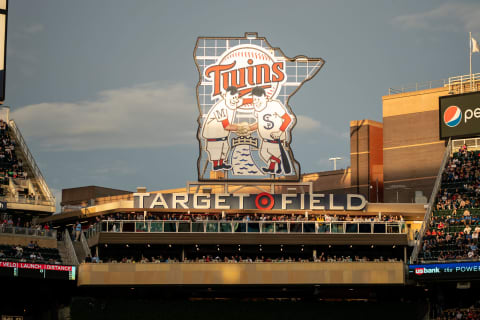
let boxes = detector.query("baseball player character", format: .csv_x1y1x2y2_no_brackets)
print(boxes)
201,86,242,171
248,87,294,174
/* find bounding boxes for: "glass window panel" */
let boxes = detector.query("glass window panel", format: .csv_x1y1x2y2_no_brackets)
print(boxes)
275,222,288,233
303,223,315,233
150,222,163,232
261,223,274,233
247,222,259,233
178,222,190,232
192,222,204,232
345,223,358,233
220,222,232,233
290,223,302,233
164,222,177,232
332,223,344,233
359,223,371,233
206,222,218,233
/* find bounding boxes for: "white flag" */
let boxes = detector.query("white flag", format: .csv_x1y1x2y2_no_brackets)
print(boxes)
473,36,480,53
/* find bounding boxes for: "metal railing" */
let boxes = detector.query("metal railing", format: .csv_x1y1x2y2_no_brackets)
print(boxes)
86,220,406,237
452,137,480,154
79,231,91,259
388,73,480,95
0,195,54,207
448,73,480,94
410,139,452,263
388,79,447,95
8,120,55,205
63,229,79,266
0,224,56,238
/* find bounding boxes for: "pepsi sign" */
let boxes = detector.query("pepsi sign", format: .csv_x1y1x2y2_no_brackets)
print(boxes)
443,106,462,127
440,92,480,139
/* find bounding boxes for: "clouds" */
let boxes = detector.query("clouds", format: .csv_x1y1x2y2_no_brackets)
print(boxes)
12,82,197,151
295,115,348,139
392,2,480,32
23,24,45,36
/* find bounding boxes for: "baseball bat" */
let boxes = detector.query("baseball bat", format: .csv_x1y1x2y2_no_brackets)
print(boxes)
276,139,291,174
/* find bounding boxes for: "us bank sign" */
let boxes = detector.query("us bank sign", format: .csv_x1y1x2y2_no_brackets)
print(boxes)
194,33,324,181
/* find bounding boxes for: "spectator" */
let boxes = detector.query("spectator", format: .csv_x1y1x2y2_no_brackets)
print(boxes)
75,221,82,241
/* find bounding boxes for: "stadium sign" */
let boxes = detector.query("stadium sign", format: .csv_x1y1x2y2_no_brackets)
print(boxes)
439,91,480,139
194,33,324,181
134,192,367,211
409,262,480,280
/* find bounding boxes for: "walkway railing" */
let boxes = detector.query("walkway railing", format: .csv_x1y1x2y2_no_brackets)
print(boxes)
0,195,54,207
388,79,447,95
0,224,56,239
410,139,452,263
448,73,480,94
86,220,406,237
63,229,79,266
8,120,55,205
452,137,480,154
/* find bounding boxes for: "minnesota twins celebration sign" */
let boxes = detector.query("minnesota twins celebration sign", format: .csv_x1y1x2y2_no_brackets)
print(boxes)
194,33,324,181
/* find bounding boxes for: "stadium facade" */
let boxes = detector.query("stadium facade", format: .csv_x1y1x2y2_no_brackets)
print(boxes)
1,28,480,318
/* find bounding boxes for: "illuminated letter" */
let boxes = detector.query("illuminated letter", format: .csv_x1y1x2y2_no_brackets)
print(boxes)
150,193,168,209
329,194,344,210
215,193,230,210
271,62,285,82
281,194,296,210
205,62,236,97
232,194,248,210
194,194,210,209
310,194,325,210
172,193,189,209
347,194,367,210
134,192,150,208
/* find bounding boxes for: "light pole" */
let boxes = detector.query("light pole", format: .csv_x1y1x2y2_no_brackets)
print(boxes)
329,157,342,170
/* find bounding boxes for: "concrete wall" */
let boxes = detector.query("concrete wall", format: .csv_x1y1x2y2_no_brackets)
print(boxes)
382,87,449,203
350,120,384,202
0,234,57,248
78,262,404,286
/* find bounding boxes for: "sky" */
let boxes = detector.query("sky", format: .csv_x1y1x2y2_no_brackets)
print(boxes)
4,0,480,208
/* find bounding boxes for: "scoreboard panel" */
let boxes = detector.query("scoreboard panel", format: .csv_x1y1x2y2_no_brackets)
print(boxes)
0,262,76,280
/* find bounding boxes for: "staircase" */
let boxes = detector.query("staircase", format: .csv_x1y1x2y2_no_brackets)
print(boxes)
73,241,89,263
57,240,77,265
7,120,55,207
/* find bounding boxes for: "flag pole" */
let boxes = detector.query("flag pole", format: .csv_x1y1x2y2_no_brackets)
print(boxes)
470,32,473,91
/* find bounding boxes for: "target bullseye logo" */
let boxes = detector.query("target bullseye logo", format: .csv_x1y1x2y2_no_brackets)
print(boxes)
444,106,462,127
255,192,275,210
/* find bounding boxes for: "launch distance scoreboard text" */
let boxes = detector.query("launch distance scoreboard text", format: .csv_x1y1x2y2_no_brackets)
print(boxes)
0,262,76,281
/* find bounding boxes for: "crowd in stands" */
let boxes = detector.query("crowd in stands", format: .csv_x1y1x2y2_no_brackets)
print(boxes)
0,119,26,181
0,215,53,232
433,307,480,320
97,212,405,223
0,241,62,265
420,145,480,262
87,254,401,264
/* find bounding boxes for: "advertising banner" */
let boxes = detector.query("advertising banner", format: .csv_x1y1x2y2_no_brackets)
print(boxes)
194,33,324,181
134,192,366,211
409,261,480,280
439,91,480,139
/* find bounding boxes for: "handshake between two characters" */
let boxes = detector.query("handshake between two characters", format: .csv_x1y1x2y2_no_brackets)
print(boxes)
201,86,294,175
